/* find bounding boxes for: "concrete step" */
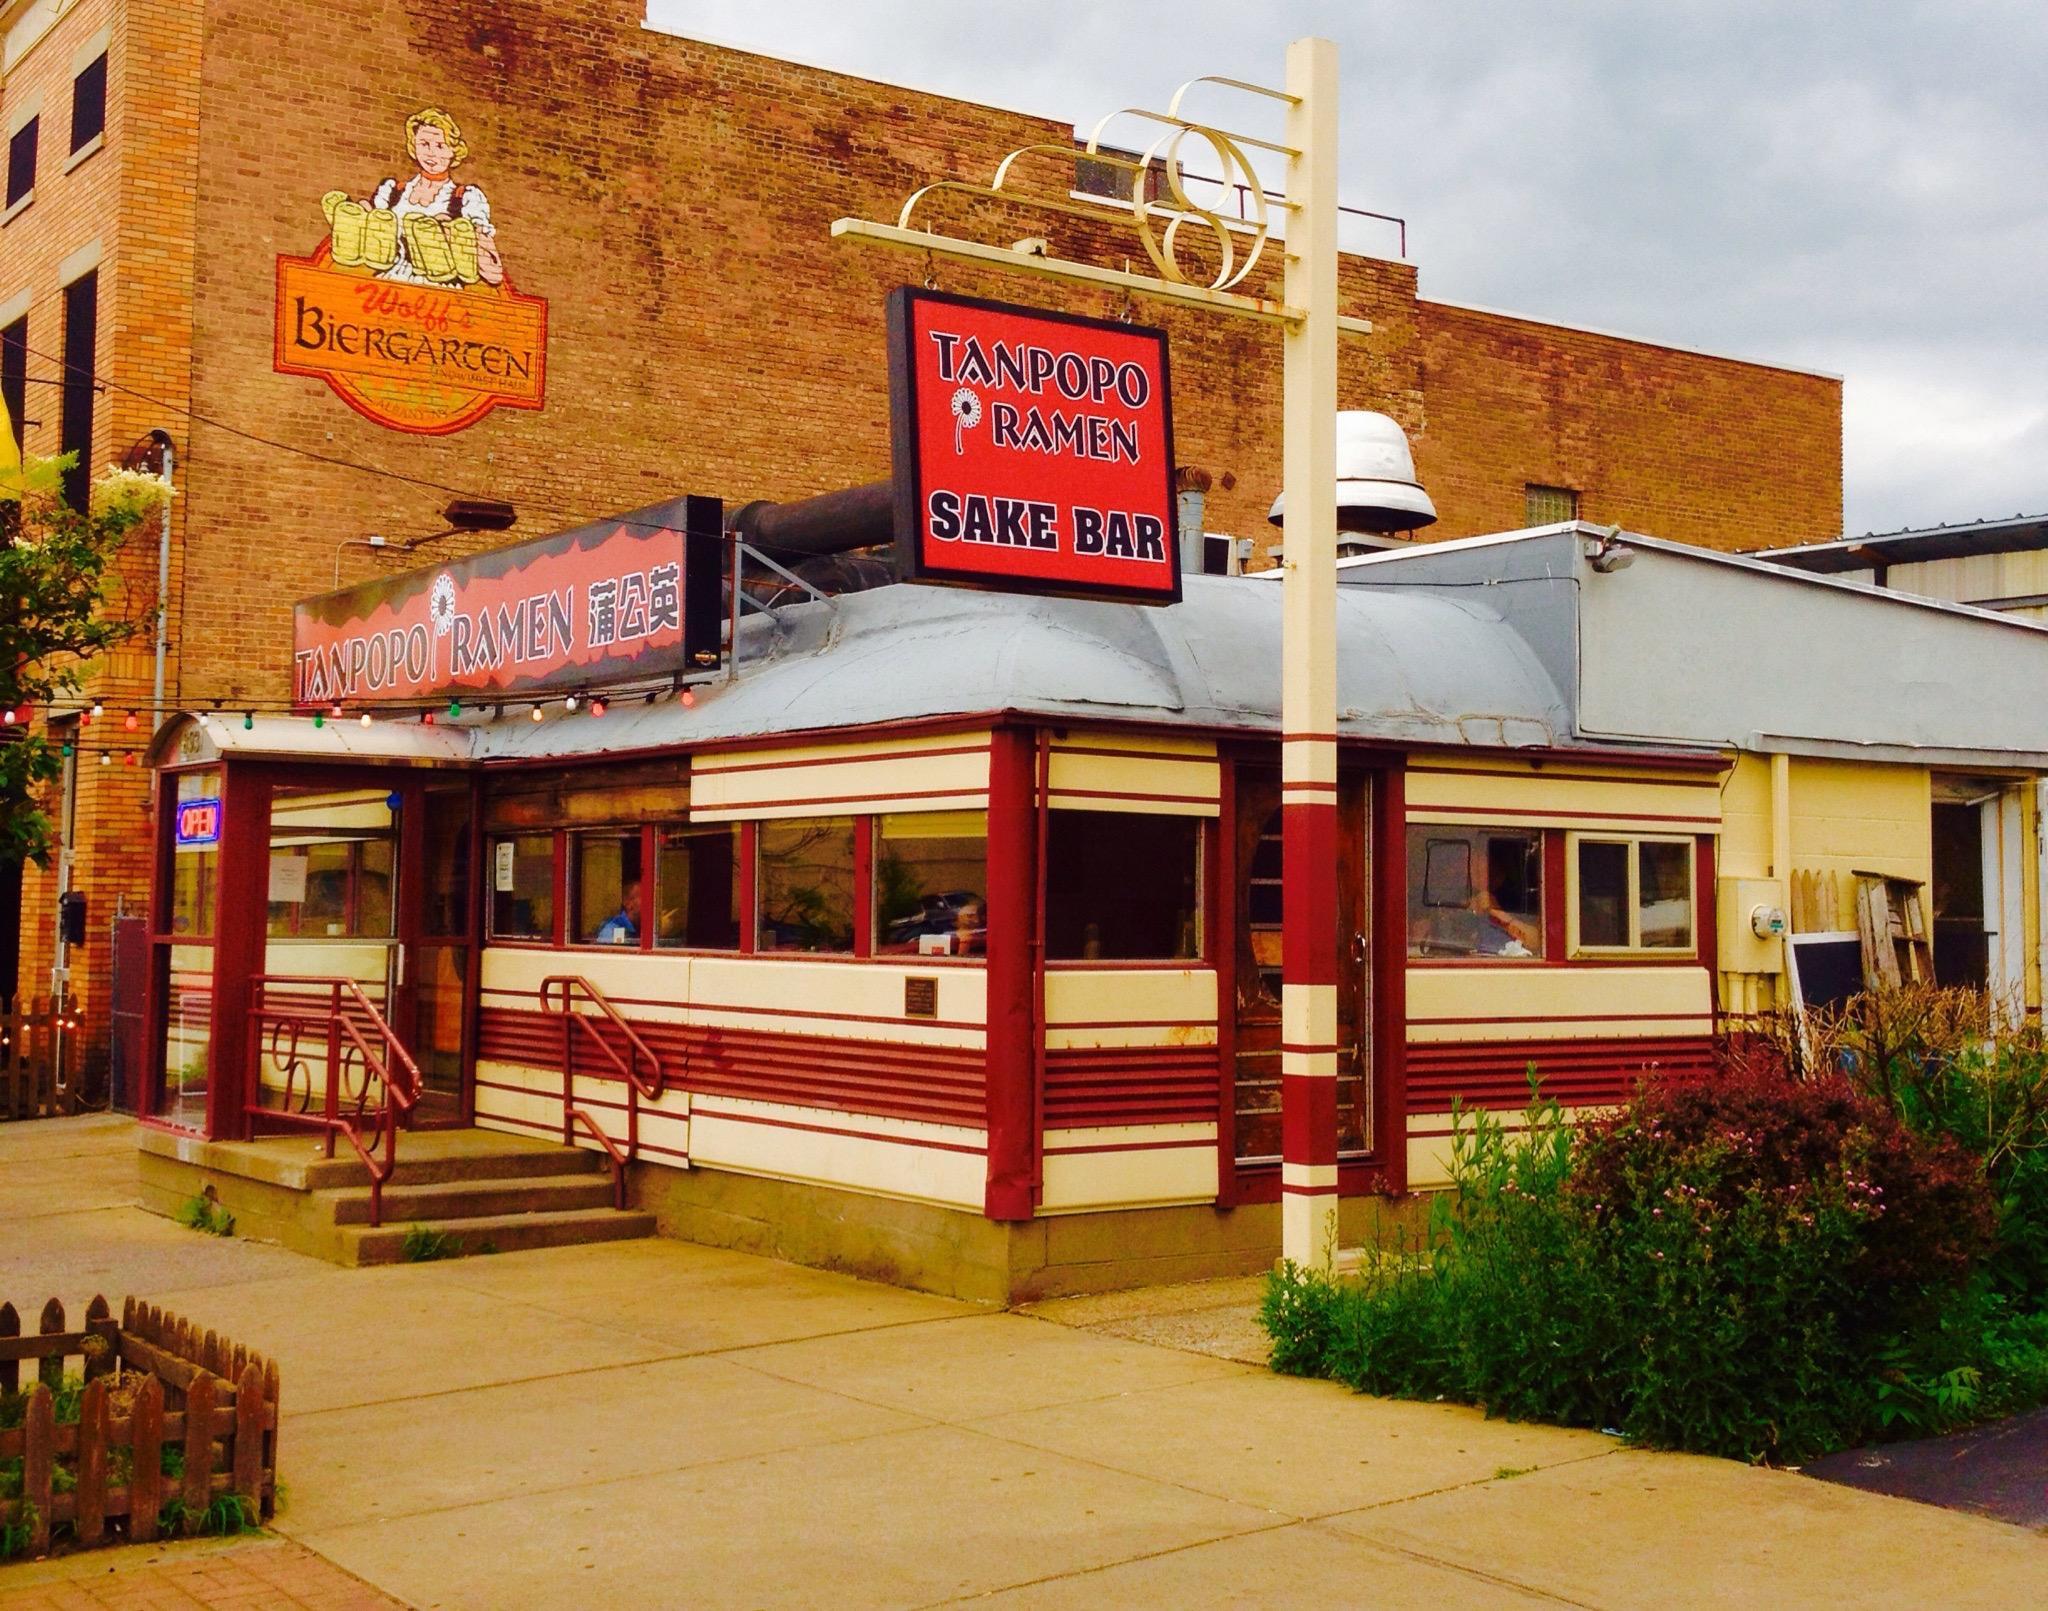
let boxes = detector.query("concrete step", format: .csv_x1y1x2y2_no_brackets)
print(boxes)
328,1173,619,1225
341,1207,658,1266
302,1140,603,1191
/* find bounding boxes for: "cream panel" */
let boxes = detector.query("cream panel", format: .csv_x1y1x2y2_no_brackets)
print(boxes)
479,948,988,1048
1046,747,1219,816
692,732,990,820
689,1096,984,1210
472,1063,691,1164
1406,767,1720,832
1720,753,1774,880
263,940,391,987
1043,1022,1218,1050
1039,1137,1219,1212
1406,965,1713,1042
1044,968,1215,1030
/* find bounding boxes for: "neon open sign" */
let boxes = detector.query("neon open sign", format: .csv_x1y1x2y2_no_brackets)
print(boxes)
175,798,223,847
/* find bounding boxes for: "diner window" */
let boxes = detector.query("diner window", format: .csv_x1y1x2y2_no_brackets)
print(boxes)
575,830,645,946
1046,810,1201,961
1407,826,1544,960
422,787,471,936
655,825,741,950
266,838,396,938
1572,835,1695,954
756,817,856,953
875,811,988,959
489,833,556,941
6,116,36,209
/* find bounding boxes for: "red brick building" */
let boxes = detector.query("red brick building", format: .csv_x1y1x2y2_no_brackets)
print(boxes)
0,0,1841,1076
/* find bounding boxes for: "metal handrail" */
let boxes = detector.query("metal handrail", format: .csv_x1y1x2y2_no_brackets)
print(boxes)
541,976,668,1192
567,1104,628,1210
245,975,423,1227
538,976,666,1099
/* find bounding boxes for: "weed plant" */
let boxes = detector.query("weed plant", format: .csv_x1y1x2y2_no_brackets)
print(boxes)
173,1194,235,1237
400,1223,460,1262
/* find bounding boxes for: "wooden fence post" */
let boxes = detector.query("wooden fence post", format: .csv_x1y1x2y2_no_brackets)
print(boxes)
37,1297,63,1392
130,1372,164,1544
233,1360,264,1506
0,1301,16,1395
181,1374,215,1526
23,1383,53,1555
84,1294,114,1382
262,1356,281,1516
74,1376,108,1545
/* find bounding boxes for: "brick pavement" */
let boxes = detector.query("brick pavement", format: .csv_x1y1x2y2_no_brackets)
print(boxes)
0,1537,405,1611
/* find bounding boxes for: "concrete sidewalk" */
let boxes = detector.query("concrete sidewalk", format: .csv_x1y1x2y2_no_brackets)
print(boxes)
5,1115,2047,1608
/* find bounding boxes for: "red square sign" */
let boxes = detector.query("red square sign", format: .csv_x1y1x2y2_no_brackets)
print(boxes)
887,288,1181,605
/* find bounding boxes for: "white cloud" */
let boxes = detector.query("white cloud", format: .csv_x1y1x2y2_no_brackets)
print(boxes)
646,0,2047,535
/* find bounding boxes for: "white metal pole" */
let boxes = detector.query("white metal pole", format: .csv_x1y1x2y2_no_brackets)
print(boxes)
1278,36,1341,1270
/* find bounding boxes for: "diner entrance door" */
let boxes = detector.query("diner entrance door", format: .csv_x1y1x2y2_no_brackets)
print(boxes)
1231,770,1372,1166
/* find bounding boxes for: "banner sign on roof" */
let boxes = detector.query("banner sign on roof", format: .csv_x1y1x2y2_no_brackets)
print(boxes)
887,288,1181,605
291,497,721,709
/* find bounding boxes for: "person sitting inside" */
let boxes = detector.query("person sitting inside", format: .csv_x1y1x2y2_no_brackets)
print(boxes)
595,879,641,945
1469,866,1540,957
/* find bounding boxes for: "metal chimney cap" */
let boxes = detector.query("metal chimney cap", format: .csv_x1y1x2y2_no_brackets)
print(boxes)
1268,410,1438,533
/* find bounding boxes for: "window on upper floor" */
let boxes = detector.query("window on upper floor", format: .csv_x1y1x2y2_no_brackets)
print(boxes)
69,51,105,153
5,115,36,208
1525,483,1579,526
1,317,25,455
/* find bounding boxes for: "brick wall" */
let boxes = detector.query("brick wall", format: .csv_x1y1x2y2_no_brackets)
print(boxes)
2,0,1843,1067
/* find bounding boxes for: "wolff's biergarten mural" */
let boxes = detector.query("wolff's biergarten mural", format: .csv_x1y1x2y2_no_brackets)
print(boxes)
274,107,548,434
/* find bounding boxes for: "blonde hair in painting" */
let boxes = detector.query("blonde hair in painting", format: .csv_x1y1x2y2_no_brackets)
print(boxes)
404,107,470,167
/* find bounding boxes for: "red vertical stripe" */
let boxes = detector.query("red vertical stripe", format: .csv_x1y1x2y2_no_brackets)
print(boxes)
1214,758,1240,1205
1543,829,1568,961
1373,759,1409,1193
208,763,274,1141
1281,799,1339,985
1281,1070,1338,1167
853,815,874,960
737,820,758,955
984,726,1036,1220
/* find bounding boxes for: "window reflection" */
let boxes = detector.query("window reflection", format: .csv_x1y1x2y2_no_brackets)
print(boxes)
875,811,987,959
1407,826,1543,959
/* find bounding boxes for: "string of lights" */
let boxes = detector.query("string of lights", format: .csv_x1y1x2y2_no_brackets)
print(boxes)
18,682,707,738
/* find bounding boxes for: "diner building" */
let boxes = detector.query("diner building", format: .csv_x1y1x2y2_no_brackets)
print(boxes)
0,0,1844,1078
133,512,2048,1299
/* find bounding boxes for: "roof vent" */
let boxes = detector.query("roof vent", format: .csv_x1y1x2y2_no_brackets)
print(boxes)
1267,410,1437,534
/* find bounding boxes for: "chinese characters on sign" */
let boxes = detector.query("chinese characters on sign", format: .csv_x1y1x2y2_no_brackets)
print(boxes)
291,498,716,709
887,288,1182,605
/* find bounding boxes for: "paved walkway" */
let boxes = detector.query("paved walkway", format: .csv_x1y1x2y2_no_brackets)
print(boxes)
5,1115,2048,1609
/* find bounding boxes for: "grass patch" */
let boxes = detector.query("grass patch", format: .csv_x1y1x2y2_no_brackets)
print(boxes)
173,1193,235,1237
399,1223,461,1262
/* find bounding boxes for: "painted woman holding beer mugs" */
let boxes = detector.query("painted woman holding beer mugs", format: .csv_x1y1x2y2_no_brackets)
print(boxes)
321,107,506,289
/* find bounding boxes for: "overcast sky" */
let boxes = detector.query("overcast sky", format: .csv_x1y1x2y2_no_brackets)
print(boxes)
648,1,2045,539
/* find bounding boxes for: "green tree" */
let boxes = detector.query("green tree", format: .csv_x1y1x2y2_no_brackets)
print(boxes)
0,455,169,866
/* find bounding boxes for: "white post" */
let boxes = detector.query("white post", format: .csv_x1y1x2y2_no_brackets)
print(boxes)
1278,36,1341,1270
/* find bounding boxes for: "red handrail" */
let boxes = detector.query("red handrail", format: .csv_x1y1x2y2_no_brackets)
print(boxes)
246,975,423,1227
541,976,669,1186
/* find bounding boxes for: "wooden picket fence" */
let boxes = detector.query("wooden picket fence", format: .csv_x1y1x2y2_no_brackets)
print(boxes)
0,995,75,1122
0,1295,280,1558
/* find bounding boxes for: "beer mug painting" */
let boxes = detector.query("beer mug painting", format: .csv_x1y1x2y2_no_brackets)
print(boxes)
275,102,547,434
316,108,508,288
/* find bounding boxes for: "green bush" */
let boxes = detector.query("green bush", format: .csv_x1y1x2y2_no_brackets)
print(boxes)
1263,1056,2043,1465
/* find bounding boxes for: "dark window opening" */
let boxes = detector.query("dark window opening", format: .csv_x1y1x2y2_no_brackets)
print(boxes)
60,271,96,511
5,116,36,207
1046,810,1202,961
656,825,741,950
488,833,555,941
70,54,107,153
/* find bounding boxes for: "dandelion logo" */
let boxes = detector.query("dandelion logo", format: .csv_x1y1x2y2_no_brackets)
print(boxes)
950,386,982,454
429,572,457,682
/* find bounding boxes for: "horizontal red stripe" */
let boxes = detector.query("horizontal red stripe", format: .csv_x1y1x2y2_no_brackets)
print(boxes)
1041,1135,1213,1156
1043,786,1217,806
1404,1035,1714,1113
696,785,988,811
1406,766,1718,788
693,1103,986,1155
479,985,983,1033
1407,1011,1712,1025
1044,1044,1218,1128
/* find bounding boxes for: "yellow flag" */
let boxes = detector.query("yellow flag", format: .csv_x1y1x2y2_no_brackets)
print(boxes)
0,385,21,501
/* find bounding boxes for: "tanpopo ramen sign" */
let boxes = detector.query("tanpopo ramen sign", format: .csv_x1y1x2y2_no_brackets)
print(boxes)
293,506,693,709
887,288,1181,604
